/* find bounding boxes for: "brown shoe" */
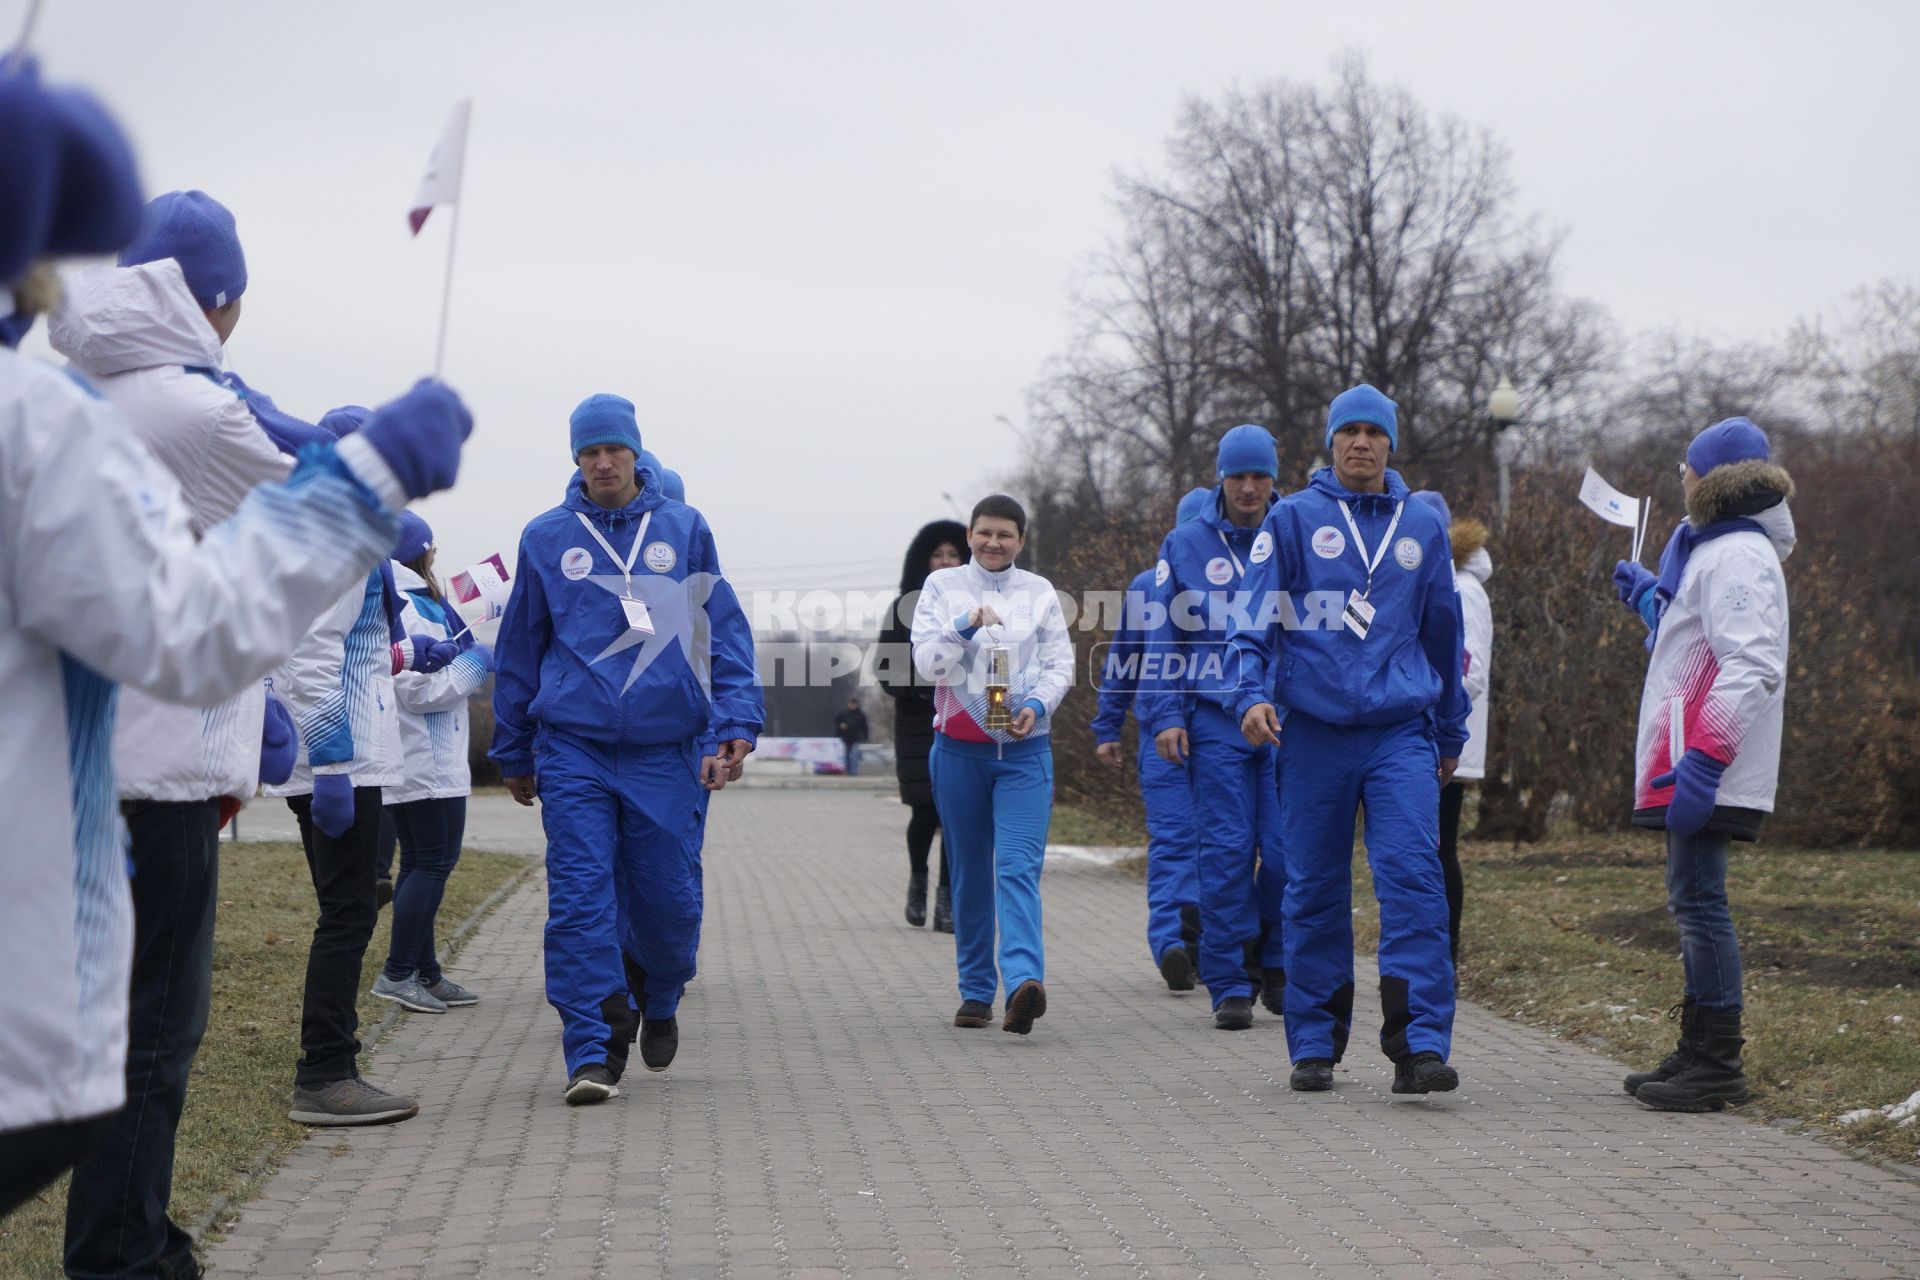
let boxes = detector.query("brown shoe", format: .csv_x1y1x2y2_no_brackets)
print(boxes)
953,1000,991,1028
1002,980,1047,1035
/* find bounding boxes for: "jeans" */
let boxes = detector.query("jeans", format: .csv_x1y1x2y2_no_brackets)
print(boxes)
843,742,862,775
382,797,468,984
375,808,398,883
1666,827,1742,1011
0,1114,113,1220
288,787,384,1088
64,799,220,1280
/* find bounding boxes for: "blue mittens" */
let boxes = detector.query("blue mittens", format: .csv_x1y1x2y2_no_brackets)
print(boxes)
1650,748,1728,837
310,772,356,839
358,379,474,501
259,690,298,786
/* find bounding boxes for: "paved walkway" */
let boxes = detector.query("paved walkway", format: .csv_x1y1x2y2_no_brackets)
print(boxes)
207,789,1920,1279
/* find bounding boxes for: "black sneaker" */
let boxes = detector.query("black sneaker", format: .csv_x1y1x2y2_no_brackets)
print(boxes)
1391,1052,1459,1095
1214,996,1254,1030
953,1000,991,1028
1158,946,1197,992
1002,980,1046,1035
1289,1058,1335,1091
1257,968,1286,1017
565,1063,619,1105
639,1017,679,1071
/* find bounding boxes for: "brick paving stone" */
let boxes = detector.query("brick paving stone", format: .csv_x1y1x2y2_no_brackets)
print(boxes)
199,788,1920,1279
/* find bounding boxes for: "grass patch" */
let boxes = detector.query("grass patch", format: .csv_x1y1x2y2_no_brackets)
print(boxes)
0,840,527,1279
1050,800,1148,850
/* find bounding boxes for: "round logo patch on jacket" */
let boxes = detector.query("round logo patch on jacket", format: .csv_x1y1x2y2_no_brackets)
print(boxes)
561,547,592,580
1155,558,1170,586
644,541,677,573
1311,526,1346,559
1249,530,1273,564
1394,536,1423,570
1205,556,1233,585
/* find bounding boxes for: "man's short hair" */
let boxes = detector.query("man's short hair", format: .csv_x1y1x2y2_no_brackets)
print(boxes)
970,493,1027,536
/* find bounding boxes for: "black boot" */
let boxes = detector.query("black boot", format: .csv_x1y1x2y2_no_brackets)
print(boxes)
1624,996,1697,1097
1637,1009,1749,1112
932,884,954,933
905,868,929,927
1258,968,1286,1018
1179,904,1202,953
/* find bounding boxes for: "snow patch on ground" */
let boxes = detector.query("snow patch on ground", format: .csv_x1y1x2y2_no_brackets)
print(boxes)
1837,1088,1920,1128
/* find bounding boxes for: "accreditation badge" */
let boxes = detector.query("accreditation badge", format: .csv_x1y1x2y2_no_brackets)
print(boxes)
1341,591,1375,640
621,596,656,635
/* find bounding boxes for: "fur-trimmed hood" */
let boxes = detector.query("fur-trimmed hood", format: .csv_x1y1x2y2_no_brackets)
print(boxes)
1688,458,1796,561
898,519,969,594
1449,517,1489,573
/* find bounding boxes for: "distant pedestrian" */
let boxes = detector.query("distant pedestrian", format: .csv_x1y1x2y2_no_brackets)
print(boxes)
834,696,870,776
911,496,1073,1035
878,520,967,931
1612,418,1792,1113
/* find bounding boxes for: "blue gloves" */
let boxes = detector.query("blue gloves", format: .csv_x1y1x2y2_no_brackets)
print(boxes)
259,690,298,786
1613,559,1656,608
1650,748,1728,837
393,634,460,674
310,772,356,839
357,379,474,501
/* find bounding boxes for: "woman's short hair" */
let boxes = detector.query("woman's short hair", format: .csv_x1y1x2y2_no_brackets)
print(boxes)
969,493,1027,536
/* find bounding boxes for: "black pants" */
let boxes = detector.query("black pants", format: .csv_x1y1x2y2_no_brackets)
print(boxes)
63,799,221,1280
1437,781,1466,965
288,787,384,1088
0,1113,113,1219
905,800,949,886
375,807,398,883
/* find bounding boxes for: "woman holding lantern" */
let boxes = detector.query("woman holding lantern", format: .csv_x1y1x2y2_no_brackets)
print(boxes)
910,495,1076,1035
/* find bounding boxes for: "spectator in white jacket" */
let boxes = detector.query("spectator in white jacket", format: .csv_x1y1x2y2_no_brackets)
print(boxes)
0,51,476,1216
1410,491,1492,968
372,512,493,1015
1611,418,1792,1114
46,191,300,1279
911,495,1074,1037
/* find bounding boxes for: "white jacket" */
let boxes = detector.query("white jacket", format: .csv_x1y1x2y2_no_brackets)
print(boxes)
50,260,291,803
264,574,404,797
1633,463,1794,823
389,562,488,803
1455,546,1493,781
0,341,399,1131
910,561,1074,745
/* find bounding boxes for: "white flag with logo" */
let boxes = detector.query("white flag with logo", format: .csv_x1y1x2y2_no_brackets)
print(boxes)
1578,467,1641,529
408,100,471,235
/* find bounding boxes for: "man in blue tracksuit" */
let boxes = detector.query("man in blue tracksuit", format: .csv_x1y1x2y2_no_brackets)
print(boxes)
492,394,762,1105
1229,385,1468,1094
1089,492,1210,991
1140,426,1289,1031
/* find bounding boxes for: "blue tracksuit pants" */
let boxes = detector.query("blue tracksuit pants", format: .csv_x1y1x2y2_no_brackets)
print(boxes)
1137,723,1200,966
931,734,1052,1005
539,731,705,1078
1278,712,1454,1064
1188,701,1286,1008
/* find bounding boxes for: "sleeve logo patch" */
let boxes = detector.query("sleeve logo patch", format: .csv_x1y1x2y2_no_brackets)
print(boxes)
1394,537,1423,570
561,547,593,580
1311,526,1346,559
1722,582,1752,611
644,541,678,573
1155,558,1170,587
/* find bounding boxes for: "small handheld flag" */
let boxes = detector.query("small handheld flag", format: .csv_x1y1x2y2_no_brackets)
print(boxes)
409,100,471,376
1579,467,1654,563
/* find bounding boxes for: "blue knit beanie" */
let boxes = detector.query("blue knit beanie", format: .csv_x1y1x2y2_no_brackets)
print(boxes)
1409,490,1451,527
318,404,368,440
118,190,246,309
1216,423,1278,478
1175,486,1213,525
1686,417,1769,476
0,56,145,284
1325,384,1399,452
391,511,433,563
660,468,686,502
569,393,642,460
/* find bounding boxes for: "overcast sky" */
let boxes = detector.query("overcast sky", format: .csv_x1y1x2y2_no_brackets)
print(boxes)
24,0,1919,598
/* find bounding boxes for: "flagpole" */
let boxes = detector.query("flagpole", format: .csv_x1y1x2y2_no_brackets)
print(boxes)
431,105,470,379
9,0,47,64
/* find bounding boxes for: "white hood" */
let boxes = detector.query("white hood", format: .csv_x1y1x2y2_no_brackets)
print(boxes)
1753,501,1796,563
48,259,222,377
1462,546,1493,584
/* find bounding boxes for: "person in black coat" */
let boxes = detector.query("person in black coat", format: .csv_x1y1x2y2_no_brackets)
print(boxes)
878,520,967,930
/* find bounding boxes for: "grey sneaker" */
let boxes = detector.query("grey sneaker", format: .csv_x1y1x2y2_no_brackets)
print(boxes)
422,976,479,1007
372,972,448,1013
288,1077,418,1126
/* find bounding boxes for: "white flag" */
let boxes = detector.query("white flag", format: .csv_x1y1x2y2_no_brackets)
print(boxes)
1578,467,1641,529
408,100,471,235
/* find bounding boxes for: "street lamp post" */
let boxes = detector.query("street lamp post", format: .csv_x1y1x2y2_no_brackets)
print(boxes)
1487,375,1519,524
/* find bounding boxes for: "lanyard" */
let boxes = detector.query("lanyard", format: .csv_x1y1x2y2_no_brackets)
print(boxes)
575,509,652,599
1215,529,1245,578
1337,499,1403,600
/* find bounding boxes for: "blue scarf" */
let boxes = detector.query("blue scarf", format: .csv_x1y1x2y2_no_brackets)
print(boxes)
1644,515,1764,648
192,367,335,455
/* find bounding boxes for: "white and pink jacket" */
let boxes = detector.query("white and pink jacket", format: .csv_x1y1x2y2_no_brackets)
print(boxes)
909,561,1074,745
1632,467,1793,828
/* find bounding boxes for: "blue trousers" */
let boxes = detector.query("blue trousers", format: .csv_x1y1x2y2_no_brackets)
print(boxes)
539,732,704,1078
382,796,467,985
1666,828,1742,1011
931,735,1052,1005
1188,701,1286,1008
1278,712,1454,1063
1137,723,1200,965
